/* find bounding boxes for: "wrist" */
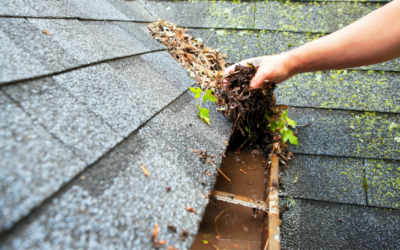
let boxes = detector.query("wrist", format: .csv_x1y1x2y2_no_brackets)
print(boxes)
281,50,302,76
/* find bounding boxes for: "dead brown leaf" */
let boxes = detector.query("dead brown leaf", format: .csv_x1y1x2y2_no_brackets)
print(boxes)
186,206,197,214
148,20,226,90
41,30,51,35
153,223,159,238
180,229,189,241
167,224,177,232
140,163,149,177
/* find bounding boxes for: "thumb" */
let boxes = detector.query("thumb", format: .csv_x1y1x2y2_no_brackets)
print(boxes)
250,69,268,89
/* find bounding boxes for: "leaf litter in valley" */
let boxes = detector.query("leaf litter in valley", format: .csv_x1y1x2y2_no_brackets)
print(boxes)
148,20,298,239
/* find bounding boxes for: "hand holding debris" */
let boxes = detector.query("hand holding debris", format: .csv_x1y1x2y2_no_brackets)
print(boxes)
223,54,295,89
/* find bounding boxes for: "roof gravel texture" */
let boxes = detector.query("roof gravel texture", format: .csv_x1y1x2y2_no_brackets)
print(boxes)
1,0,400,249
0,0,232,249
149,0,400,248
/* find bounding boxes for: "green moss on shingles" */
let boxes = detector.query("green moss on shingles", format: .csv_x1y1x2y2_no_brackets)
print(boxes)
278,70,400,113
207,1,255,29
367,159,400,209
362,177,369,193
255,1,380,33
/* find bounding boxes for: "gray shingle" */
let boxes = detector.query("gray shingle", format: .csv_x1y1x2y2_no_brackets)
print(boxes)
143,91,232,190
366,159,400,209
255,1,381,33
53,56,186,138
277,70,400,113
0,29,47,83
147,1,255,29
0,94,230,250
0,0,154,21
280,199,400,250
0,91,85,232
140,51,196,90
280,154,366,205
288,107,400,160
3,77,123,165
186,28,400,72
0,18,164,85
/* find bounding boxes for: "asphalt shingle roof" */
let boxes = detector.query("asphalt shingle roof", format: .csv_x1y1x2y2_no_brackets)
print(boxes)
0,0,232,249
149,0,400,248
1,0,399,249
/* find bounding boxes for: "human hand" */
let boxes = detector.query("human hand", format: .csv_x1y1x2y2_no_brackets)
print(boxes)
223,54,295,89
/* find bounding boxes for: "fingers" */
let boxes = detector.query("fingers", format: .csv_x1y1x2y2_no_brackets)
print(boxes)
223,58,254,77
249,70,269,89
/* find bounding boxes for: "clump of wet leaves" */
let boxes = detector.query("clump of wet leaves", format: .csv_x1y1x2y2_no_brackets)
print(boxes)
148,19,226,125
148,19,226,90
215,63,298,159
148,20,298,158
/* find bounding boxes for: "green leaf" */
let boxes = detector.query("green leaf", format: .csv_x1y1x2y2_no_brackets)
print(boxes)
196,103,210,124
265,109,270,120
287,117,297,127
270,119,285,132
286,197,296,207
282,109,288,122
190,87,202,99
367,70,374,75
207,94,218,102
203,89,218,103
282,129,298,146
245,126,251,138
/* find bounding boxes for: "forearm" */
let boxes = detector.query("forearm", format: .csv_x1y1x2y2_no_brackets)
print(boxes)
287,0,400,75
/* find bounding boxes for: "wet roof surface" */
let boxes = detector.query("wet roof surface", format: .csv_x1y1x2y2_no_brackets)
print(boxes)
0,0,399,249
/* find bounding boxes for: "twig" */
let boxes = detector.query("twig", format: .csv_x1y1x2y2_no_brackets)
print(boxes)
263,239,269,250
295,122,311,127
207,159,231,182
231,115,241,135
212,244,220,250
189,147,198,153
215,208,227,238
225,71,240,78
189,147,231,182
235,138,249,153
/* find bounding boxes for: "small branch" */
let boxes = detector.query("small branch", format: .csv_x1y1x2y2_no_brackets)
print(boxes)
263,239,269,250
215,208,227,238
189,147,231,182
295,122,311,127
235,138,249,153
207,159,231,182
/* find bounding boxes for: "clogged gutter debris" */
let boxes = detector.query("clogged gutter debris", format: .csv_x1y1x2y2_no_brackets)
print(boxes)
148,20,298,158
148,20,226,90
149,20,299,249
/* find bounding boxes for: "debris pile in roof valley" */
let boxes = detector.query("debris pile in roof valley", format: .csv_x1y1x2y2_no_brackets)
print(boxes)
148,19,226,90
148,19,297,163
